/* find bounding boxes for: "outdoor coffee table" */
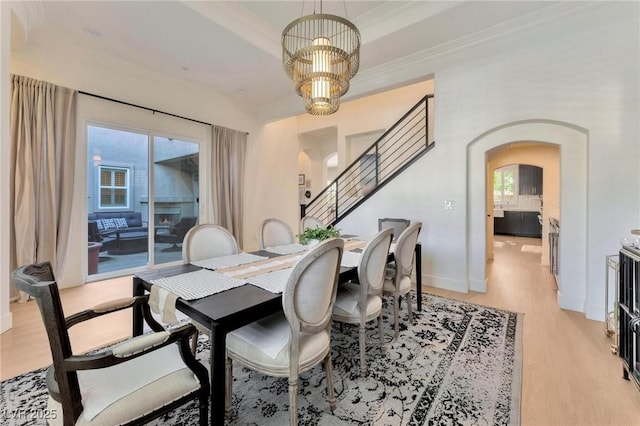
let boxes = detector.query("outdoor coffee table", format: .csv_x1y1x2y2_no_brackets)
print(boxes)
108,231,148,255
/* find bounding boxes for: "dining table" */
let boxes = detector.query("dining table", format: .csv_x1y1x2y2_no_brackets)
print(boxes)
132,238,422,425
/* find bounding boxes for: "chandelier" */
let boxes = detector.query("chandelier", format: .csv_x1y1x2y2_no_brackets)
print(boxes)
282,4,361,115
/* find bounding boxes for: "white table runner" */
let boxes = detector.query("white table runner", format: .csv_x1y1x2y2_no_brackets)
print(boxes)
246,269,294,294
264,243,307,255
191,252,268,270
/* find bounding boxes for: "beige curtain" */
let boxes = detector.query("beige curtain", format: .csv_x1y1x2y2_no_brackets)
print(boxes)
211,125,246,249
10,75,77,300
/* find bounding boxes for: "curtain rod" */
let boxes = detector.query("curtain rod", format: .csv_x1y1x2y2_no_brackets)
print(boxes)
78,90,249,134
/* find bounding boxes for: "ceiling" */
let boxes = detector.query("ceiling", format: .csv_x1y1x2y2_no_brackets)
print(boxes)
13,1,564,120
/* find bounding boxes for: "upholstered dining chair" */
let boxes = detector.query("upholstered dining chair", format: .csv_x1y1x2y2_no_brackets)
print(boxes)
378,217,410,241
12,261,209,426
181,223,241,348
332,227,393,376
383,222,422,339
225,238,344,425
182,223,240,263
258,218,295,249
299,215,325,233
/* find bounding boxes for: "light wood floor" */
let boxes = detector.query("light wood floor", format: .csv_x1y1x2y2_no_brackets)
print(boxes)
2,235,640,425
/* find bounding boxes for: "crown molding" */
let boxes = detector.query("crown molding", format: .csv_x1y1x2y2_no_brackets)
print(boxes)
181,1,281,59
354,1,461,44
9,0,43,47
257,1,598,123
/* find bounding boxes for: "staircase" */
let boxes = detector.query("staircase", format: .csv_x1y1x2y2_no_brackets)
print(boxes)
301,94,435,226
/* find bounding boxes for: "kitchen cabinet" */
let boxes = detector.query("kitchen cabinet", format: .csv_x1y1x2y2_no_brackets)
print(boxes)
519,165,543,195
494,211,542,238
494,216,508,235
619,246,640,390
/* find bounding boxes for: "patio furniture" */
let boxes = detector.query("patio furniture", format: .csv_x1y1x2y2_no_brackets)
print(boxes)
155,216,197,252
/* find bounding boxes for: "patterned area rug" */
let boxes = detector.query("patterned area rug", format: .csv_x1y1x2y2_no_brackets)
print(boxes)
0,294,522,425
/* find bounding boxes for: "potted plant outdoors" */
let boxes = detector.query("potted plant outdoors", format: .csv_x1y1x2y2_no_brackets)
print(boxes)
298,226,341,246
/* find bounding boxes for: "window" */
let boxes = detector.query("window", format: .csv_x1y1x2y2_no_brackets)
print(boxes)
494,165,517,205
99,166,130,209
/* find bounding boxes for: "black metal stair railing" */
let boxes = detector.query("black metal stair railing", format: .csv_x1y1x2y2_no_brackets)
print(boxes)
302,94,435,226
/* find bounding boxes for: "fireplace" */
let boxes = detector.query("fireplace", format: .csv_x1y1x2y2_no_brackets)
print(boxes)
155,207,181,226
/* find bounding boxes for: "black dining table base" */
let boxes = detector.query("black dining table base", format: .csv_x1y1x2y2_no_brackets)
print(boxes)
132,244,422,424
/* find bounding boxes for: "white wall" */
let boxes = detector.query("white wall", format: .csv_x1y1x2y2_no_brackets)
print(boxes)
268,3,640,320
6,18,262,291
3,2,637,331
0,3,13,333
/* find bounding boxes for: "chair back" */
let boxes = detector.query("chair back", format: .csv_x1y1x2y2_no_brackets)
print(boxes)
183,224,240,262
358,228,394,297
12,262,83,421
394,222,422,279
258,218,295,249
378,217,410,241
282,238,344,336
299,216,325,233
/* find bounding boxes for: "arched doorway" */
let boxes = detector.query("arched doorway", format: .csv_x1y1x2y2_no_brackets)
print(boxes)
467,120,588,313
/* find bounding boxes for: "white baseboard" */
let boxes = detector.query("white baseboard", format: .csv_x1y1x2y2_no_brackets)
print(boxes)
469,278,487,293
585,303,606,322
423,274,469,293
0,311,13,334
557,291,585,313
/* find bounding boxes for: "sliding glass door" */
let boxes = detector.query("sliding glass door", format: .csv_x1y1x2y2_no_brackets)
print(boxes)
87,125,199,276
152,136,200,265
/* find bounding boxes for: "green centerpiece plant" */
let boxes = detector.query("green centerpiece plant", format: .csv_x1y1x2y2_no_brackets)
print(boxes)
298,226,341,245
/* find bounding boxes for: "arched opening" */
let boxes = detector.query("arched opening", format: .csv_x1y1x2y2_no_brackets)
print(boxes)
467,120,588,313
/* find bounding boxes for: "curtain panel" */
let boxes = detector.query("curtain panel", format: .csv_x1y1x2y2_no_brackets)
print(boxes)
10,75,77,300
211,126,246,249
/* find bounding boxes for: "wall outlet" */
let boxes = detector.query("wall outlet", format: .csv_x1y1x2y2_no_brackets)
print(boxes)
444,200,454,210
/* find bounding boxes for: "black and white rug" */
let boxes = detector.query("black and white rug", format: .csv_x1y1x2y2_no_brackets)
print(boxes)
1,294,522,425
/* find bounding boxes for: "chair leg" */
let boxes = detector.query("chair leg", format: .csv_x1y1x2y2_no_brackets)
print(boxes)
394,294,400,339
191,331,198,354
199,389,208,426
225,357,232,417
288,376,299,425
359,323,366,376
377,314,384,346
324,352,336,411
406,291,414,324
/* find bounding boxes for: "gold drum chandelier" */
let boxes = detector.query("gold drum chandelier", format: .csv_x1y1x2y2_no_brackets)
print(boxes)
282,10,360,115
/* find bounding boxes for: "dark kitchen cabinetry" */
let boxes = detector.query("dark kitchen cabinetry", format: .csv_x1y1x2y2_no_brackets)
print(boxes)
619,246,640,389
494,216,508,235
494,211,541,238
519,165,543,195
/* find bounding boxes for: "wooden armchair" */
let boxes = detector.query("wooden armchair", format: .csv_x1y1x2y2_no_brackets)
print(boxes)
12,261,210,426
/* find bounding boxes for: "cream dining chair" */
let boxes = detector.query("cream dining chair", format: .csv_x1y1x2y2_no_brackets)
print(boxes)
383,222,422,339
182,223,240,263
225,238,344,425
332,227,393,376
299,215,325,233
258,218,295,249
181,223,241,349
378,217,410,241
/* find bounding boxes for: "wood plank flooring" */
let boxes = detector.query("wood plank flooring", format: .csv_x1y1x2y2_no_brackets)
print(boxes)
2,235,640,425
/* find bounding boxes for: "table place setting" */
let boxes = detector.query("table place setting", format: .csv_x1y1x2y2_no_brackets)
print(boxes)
190,252,268,270
149,269,247,300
